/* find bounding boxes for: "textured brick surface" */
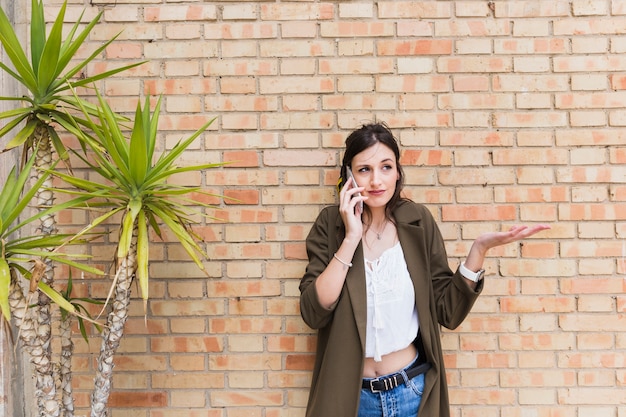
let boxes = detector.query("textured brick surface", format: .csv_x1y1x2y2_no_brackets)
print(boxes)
5,0,625,416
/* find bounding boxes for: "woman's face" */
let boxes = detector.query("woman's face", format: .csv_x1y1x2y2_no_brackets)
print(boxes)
350,142,399,210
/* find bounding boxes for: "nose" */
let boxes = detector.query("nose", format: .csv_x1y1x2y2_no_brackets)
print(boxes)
370,168,382,186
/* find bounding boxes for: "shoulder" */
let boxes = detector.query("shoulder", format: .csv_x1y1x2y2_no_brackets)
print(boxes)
315,205,340,226
307,205,341,238
320,204,340,217
392,199,436,225
394,200,447,255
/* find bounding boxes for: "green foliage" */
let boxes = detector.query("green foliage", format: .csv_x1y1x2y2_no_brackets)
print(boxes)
0,152,103,321
60,271,103,343
0,0,143,159
55,90,222,304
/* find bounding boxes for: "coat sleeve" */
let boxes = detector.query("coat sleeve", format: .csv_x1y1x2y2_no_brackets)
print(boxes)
421,207,483,330
299,206,339,329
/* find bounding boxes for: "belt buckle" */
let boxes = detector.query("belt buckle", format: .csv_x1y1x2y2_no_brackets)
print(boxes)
369,377,382,393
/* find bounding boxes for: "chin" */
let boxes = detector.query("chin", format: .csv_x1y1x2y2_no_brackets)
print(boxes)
365,200,390,209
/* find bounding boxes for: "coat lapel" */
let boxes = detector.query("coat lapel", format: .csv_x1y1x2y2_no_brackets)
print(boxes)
396,221,431,328
345,243,366,349
394,201,432,335
334,214,368,350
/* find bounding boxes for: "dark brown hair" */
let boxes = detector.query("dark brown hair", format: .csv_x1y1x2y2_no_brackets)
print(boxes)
339,122,406,222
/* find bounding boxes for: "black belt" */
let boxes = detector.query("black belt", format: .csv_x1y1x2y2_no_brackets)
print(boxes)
362,362,431,393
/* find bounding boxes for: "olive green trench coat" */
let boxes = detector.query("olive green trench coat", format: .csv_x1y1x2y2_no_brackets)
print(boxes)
299,200,483,417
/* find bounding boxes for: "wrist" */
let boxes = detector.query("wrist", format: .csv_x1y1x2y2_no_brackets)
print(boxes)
466,242,488,271
333,253,353,268
460,262,485,282
341,236,360,251
470,240,489,257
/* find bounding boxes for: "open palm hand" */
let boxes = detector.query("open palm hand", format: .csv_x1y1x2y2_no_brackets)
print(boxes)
476,224,551,252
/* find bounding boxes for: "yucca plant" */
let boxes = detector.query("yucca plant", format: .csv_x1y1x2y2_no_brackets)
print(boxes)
55,91,222,417
0,0,142,156
0,150,103,417
0,0,142,238
0,2,141,413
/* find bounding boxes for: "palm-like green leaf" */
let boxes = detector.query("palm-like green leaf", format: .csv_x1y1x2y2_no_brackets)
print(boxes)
0,106,32,121
30,0,45,74
11,263,103,331
0,152,105,321
136,210,149,309
36,281,76,316
55,91,223,302
0,145,43,228
0,0,144,156
60,272,104,342
0,259,10,321
3,119,38,149
36,1,63,95
129,100,151,186
0,9,36,91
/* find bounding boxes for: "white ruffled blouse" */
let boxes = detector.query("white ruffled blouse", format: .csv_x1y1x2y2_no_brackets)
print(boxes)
364,241,419,362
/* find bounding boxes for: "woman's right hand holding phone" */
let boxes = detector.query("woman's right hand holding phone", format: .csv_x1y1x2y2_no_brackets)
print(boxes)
315,175,366,309
339,176,365,244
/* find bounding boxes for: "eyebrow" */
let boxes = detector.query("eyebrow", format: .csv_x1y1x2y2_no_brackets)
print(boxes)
353,158,394,168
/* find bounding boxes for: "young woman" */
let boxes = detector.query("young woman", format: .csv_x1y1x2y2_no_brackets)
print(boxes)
299,123,549,417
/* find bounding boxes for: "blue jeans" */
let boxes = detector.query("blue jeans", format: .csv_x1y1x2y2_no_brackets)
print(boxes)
358,367,425,417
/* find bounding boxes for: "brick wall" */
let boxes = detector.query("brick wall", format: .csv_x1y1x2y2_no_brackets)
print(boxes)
38,1,626,416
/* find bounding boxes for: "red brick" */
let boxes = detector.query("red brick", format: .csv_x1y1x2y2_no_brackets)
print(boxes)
25,2,626,415
223,189,260,205
108,391,167,408
378,39,452,56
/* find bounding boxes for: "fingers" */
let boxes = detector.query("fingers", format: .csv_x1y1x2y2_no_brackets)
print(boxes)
508,224,550,241
340,177,364,211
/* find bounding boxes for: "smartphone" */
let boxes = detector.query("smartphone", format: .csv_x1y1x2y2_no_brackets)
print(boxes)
346,167,363,211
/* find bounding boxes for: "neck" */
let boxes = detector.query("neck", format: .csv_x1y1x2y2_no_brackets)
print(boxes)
365,208,387,229
363,207,392,246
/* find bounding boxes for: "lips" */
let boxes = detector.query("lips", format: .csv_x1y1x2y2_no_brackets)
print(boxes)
367,190,386,196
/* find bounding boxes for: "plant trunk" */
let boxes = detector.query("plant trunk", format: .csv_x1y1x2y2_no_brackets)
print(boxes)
90,224,138,417
8,270,59,417
32,124,57,238
31,123,60,417
59,314,74,417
